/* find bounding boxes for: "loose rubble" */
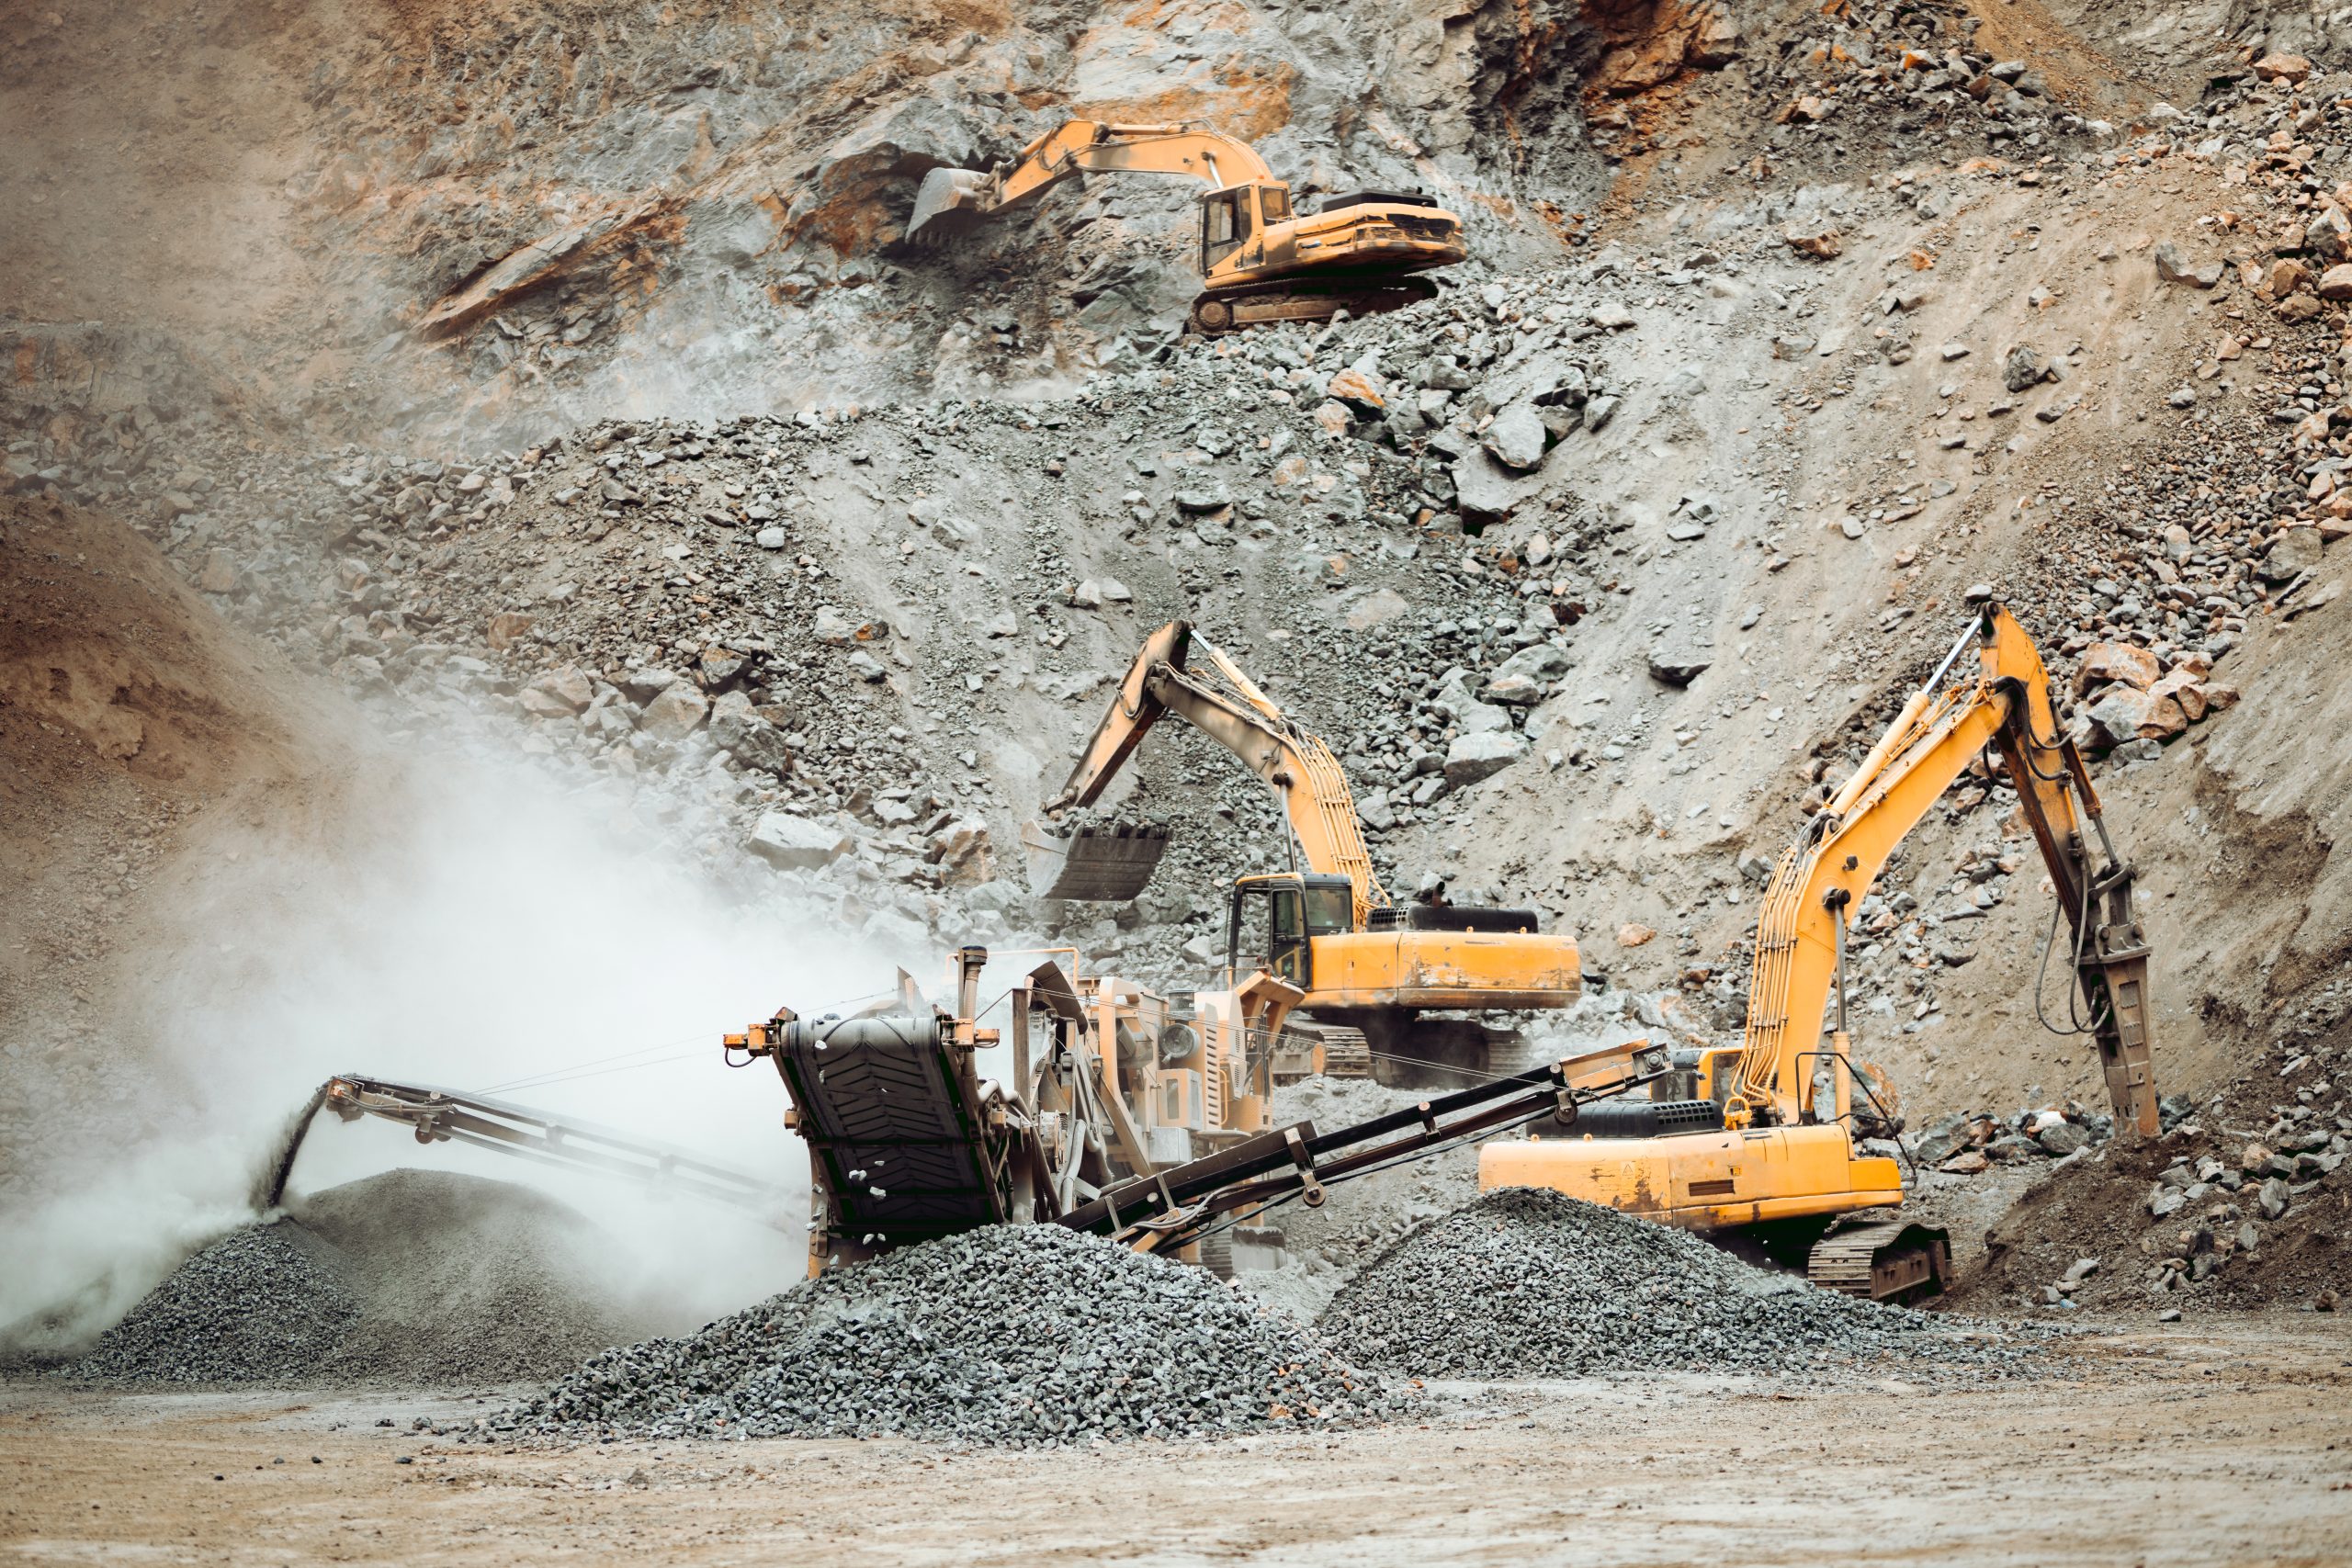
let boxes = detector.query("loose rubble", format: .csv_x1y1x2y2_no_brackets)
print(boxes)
1322,1188,2043,1380
65,1224,360,1384
478,1225,1406,1448
57,1172,661,1386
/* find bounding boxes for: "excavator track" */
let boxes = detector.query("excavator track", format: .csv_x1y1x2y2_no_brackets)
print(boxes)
1806,1219,1951,1304
1190,276,1441,335
1314,1026,1373,1079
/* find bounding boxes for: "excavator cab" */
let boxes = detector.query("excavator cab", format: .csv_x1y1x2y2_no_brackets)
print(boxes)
1200,186,1256,272
1227,873,1353,988
1202,183,1297,273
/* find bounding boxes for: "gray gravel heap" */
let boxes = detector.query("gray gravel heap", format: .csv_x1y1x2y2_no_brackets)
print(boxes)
1322,1188,2041,1379
67,1222,361,1383
477,1224,1407,1447
62,1170,662,1387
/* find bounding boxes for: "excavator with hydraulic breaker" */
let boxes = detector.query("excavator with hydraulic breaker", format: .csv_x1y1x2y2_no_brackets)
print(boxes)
1482,595,2161,1302
726,944,1660,1276
1025,620,1580,1070
905,118,1469,333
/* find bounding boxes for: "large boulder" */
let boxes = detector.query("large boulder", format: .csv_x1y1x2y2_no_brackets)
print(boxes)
638,682,710,741
709,691,793,774
2074,641,2160,694
1482,401,1550,471
749,812,853,870
2261,524,2324,582
1443,731,1527,786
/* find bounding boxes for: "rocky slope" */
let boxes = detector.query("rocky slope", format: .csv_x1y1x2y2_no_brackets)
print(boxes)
6,0,2351,1322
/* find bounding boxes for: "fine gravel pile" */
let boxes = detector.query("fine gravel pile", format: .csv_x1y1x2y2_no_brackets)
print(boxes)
67,1223,362,1383
64,1170,662,1386
1322,1188,2043,1380
477,1224,1408,1448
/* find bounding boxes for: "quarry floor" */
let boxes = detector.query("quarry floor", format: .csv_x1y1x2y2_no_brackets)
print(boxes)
5,1319,2349,1567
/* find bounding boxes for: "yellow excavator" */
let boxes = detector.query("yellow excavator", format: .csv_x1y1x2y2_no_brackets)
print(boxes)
1030,620,1579,1067
1484,596,2161,1301
906,118,1469,333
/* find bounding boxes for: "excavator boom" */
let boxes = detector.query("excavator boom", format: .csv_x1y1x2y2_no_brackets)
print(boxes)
1727,598,2156,1136
1484,597,2159,1300
1039,620,1385,923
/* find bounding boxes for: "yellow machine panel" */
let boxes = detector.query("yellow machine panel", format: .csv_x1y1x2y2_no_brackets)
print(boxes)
1305,930,1580,1011
1479,1122,1902,1230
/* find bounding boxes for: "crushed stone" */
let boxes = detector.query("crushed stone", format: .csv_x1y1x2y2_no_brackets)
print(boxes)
65,1222,361,1384
1321,1187,2051,1380
62,1169,660,1387
476,1224,1408,1448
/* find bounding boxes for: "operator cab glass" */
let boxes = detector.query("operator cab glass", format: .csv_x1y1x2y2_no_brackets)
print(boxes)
1259,186,1291,224
1227,873,1351,990
1202,188,1252,270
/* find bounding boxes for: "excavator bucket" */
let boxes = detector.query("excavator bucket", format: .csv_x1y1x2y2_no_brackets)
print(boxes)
1020,819,1171,902
905,167,993,245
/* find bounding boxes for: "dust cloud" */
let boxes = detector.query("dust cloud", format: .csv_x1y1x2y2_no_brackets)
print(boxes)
1,740,921,1352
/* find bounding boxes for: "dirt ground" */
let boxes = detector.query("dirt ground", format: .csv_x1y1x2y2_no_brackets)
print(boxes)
6,1320,2350,1567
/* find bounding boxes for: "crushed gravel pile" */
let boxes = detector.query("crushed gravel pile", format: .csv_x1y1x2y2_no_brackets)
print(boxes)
64,1170,658,1386
67,1223,361,1383
477,1224,1408,1448
1322,1188,2044,1380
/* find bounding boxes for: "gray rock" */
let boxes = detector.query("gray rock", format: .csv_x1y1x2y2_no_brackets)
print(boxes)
2036,1122,2089,1157
709,692,793,775
1482,401,1550,471
748,812,854,870
1646,649,1712,687
1442,731,1526,786
2262,525,2324,582
638,682,710,741
2002,345,2049,392
2154,242,2223,288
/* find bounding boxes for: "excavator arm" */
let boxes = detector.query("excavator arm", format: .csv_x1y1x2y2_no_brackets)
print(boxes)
1729,597,2158,1136
909,120,1275,242
1045,620,1388,925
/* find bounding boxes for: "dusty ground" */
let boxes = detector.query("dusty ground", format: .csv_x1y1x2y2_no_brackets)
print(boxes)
6,1320,2350,1566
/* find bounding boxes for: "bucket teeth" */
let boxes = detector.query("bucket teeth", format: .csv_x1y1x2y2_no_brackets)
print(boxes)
1020,820,1172,902
906,167,991,244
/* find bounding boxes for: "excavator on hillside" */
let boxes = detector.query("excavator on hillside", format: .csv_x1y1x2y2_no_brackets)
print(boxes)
905,118,1469,333
1483,595,2162,1302
1028,620,1579,1071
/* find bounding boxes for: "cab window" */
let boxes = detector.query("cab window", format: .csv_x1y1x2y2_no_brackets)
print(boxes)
1303,883,1351,936
1201,190,1251,270
1259,186,1291,224
1272,888,1302,941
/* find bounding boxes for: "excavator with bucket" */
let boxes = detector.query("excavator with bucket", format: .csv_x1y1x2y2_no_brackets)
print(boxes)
905,118,1469,334
1025,620,1580,1074
1483,596,2162,1302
